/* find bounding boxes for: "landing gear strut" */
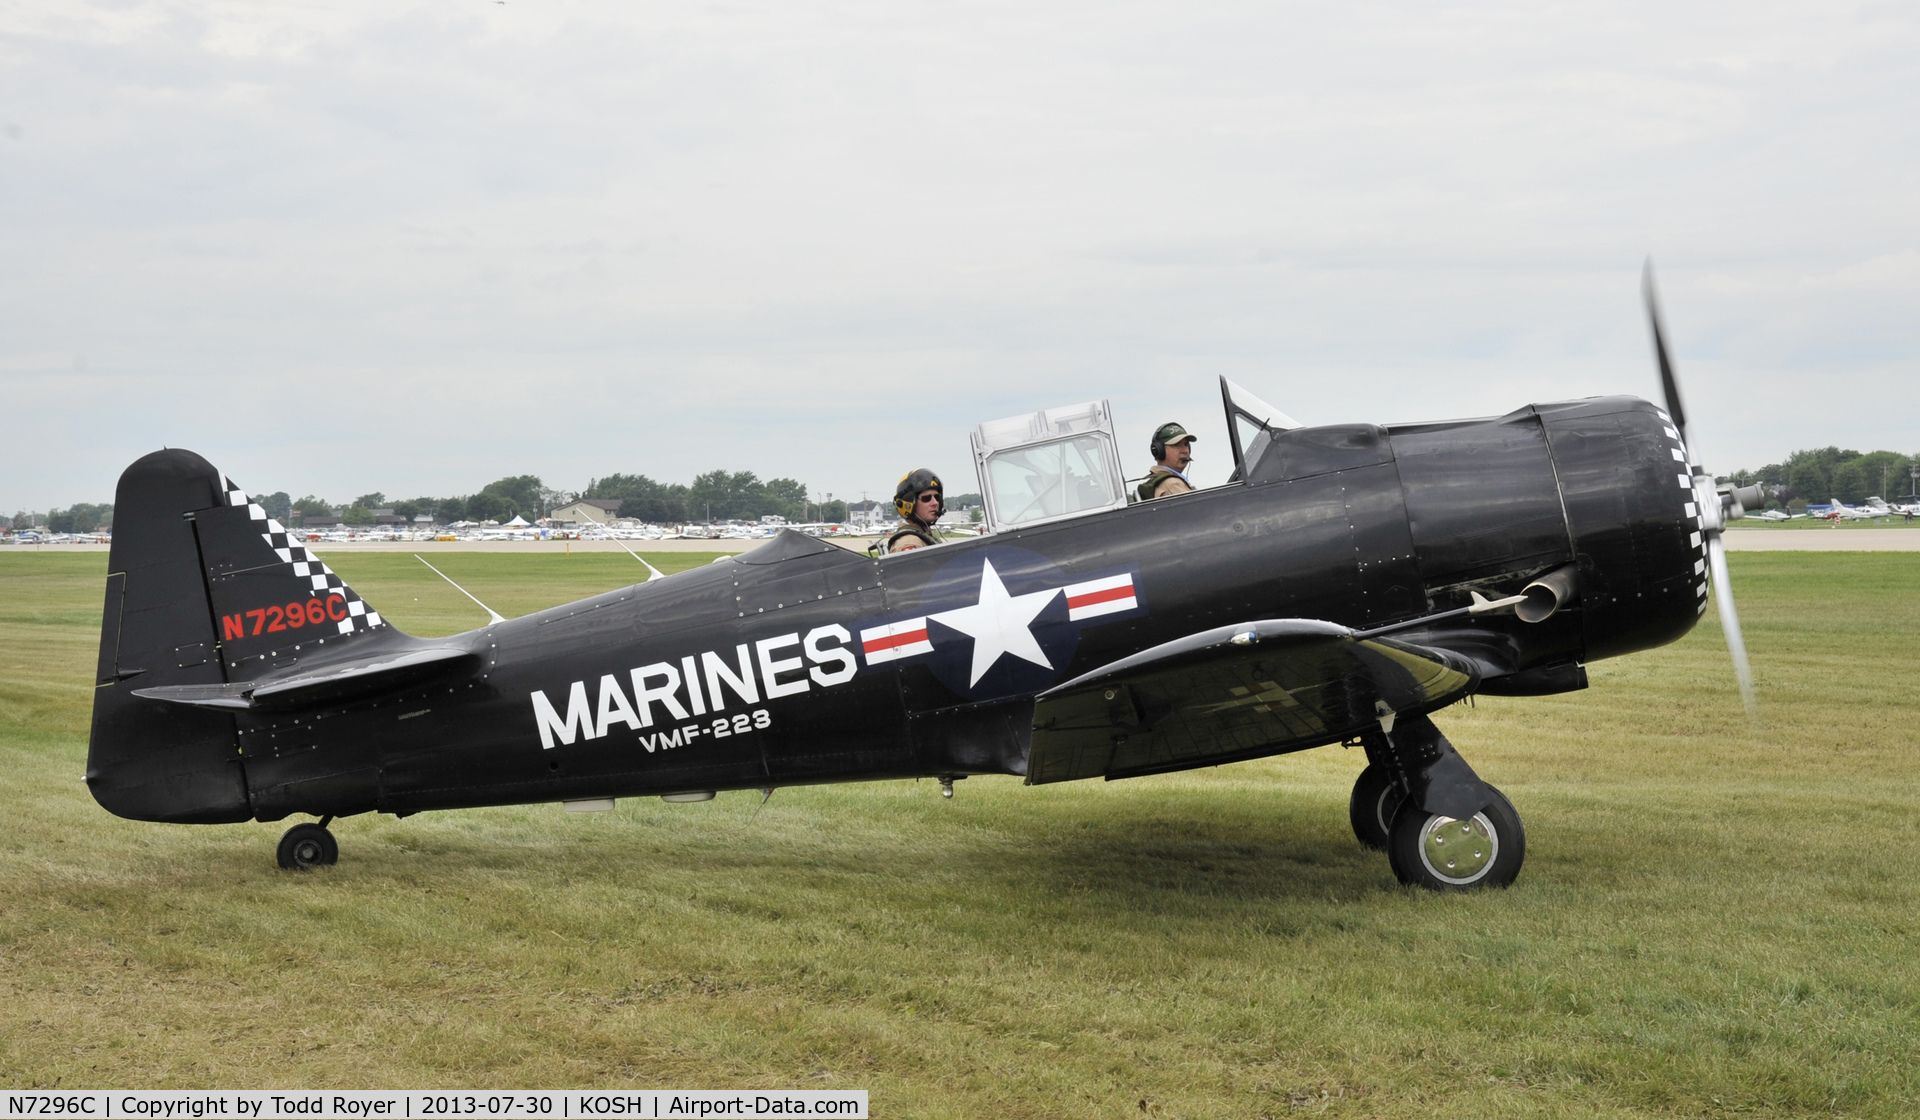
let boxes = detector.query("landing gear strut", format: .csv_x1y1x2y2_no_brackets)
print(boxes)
276,816,338,871
1354,717,1525,891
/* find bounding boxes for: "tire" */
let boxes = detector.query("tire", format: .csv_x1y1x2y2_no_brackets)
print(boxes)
276,823,339,871
1348,764,1403,852
1386,784,1524,891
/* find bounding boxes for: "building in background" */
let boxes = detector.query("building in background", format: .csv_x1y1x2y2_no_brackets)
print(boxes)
846,499,890,531
548,498,625,525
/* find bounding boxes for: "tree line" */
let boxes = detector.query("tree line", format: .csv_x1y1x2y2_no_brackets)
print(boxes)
582,471,852,524
581,473,982,524
11,503,114,532
262,475,558,527
1722,447,1918,507
238,471,853,527
10,470,992,532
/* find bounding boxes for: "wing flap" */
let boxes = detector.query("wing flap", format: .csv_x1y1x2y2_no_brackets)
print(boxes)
132,646,477,712
1027,619,1478,784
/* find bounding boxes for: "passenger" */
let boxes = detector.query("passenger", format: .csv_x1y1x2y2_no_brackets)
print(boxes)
1136,423,1198,501
885,469,945,553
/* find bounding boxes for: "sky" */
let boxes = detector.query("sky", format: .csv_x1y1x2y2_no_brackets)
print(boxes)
3,0,1917,513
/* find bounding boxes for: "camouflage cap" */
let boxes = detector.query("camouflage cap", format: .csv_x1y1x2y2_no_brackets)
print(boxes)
1153,422,1198,447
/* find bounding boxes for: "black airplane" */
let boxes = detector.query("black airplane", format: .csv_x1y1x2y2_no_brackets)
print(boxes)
85,272,1759,890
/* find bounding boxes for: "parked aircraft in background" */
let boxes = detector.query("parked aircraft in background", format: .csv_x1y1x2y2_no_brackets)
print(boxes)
1858,497,1915,518
1820,500,1878,521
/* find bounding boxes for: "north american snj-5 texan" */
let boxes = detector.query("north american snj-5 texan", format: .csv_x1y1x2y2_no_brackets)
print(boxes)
86,268,1762,891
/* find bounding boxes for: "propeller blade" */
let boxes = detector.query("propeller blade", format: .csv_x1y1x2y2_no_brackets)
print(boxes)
1705,534,1758,721
1644,262,1756,721
1642,259,1689,447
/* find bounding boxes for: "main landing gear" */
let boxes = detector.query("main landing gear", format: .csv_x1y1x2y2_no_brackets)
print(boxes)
277,816,339,871
1350,716,1525,891
1388,786,1524,891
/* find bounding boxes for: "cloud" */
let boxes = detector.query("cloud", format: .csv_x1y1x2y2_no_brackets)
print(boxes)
2,0,1915,510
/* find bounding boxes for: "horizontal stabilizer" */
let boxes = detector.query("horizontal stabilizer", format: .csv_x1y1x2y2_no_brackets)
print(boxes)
133,646,476,712
1027,618,1479,784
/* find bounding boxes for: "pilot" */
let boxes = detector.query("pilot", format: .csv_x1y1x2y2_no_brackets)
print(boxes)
884,468,945,553
1137,423,1198,501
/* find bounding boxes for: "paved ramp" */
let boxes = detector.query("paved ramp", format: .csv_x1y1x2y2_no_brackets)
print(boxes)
1723,528,1920,551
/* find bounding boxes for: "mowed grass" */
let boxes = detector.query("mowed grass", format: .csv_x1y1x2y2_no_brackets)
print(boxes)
2,550,1918,1117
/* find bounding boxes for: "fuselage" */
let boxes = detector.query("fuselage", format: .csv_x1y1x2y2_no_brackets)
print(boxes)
89,395,1707,825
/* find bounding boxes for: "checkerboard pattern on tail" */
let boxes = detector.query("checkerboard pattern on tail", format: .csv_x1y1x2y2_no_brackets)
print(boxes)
224,481,383,636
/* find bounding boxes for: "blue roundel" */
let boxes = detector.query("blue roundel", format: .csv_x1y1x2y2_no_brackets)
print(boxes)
917,546,1080,700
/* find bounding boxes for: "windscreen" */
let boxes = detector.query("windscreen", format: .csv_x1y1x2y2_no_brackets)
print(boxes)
986,435,1121,527
1221,377,1302,482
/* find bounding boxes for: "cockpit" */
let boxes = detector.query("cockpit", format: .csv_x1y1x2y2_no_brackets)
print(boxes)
969,401,1126,532
968,377,1303,535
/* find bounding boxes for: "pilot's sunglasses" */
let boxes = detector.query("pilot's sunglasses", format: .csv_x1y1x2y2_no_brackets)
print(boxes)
918,493,940,503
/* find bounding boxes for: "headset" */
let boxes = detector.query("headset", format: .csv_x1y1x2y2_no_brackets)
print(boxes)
893,468,944,521
1151,424,1194,463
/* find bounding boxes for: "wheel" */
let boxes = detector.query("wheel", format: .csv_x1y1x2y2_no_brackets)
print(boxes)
276,823,339,871
1348,764,1404,851
1386,784,1524,891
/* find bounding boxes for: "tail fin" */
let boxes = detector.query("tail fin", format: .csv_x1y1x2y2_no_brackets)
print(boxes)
89,449,250,822
88,450,399,823
199,480,389,679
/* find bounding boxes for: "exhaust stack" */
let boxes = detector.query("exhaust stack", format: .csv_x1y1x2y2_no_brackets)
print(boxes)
1516,564,1578,624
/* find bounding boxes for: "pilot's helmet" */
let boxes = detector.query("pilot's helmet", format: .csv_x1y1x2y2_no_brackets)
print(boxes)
894,469,944,521
1152,422,1198,459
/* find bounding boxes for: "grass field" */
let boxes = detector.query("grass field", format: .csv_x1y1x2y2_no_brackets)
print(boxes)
3,550,1918,1117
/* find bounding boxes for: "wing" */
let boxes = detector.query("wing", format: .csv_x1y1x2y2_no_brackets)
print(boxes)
1027,618,1478,784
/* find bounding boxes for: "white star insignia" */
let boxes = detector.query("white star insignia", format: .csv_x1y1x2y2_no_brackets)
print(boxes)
929,558,1061,686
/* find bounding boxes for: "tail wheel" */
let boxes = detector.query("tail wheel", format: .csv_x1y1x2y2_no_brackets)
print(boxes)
1387,785,1525,891
276,823,339,871
1347,764,1403,852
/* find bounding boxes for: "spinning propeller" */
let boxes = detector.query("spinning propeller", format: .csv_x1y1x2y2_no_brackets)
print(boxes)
1642,260,1762,719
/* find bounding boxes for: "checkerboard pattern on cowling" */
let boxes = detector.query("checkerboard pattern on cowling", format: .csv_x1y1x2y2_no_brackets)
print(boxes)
224,480,384,636
1655,411,1711,615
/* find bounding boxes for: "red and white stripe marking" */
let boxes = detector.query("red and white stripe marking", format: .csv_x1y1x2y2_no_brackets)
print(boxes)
861,617,932,664
1063,572,1137,621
